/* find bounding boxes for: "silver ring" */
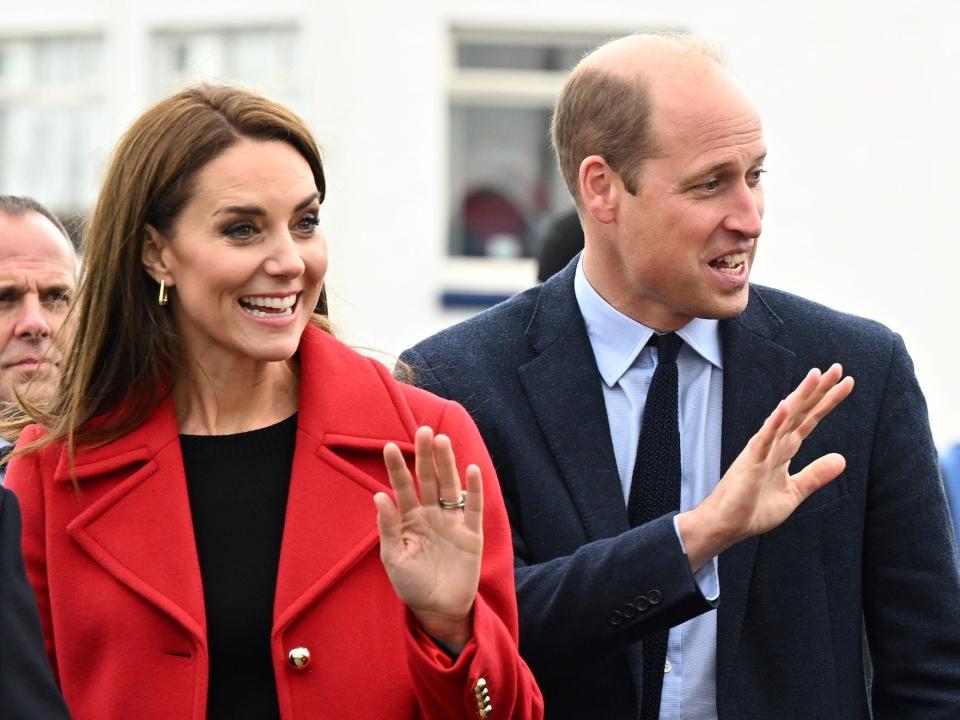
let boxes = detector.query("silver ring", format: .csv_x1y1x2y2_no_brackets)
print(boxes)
438,490,468,510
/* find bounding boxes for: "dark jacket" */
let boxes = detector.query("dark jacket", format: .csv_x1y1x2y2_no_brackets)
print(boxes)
400,258,960,719
0,485,71,720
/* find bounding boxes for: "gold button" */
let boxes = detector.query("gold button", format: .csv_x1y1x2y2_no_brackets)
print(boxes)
479,703,493,717
474,677,487,692
287,646,311,670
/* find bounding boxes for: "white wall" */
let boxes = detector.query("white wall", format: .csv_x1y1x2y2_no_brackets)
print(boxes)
1,0,958,448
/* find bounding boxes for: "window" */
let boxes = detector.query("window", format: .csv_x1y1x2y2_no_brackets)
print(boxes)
151,27,301,108
0,35,106,213
447,30,616,261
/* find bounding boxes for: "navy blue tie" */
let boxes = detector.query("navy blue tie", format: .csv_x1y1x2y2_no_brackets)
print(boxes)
627,332,682,720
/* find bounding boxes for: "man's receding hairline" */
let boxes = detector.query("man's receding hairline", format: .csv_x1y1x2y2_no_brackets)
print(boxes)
0,208,79,272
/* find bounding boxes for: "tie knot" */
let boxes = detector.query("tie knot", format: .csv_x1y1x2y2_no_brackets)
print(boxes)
649,333,682,363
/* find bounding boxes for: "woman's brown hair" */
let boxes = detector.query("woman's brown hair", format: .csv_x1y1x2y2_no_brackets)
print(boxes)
12,84,328,461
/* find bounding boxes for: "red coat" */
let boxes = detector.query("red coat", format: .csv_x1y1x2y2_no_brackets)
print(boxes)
7,326,542,720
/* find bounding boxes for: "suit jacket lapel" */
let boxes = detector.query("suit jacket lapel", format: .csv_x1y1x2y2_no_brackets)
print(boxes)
517,263,628,541
715,287,799,703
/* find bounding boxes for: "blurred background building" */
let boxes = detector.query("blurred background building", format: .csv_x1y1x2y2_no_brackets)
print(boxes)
1,0,959,454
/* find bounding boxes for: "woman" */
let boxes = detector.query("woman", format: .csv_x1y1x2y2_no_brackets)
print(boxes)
6,85,542,719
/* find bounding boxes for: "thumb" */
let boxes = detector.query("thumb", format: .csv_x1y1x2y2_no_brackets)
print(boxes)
791,453,846,499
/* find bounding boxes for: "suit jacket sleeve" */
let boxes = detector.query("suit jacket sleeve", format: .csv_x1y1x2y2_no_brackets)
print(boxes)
401,399,543,719
862,334,960,717
400,348,712,674
0,484,71,720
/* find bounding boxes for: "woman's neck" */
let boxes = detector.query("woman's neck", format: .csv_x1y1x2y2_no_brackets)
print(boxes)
172,355,299,436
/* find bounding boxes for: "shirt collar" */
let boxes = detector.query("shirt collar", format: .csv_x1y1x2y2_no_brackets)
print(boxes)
574,256,723,387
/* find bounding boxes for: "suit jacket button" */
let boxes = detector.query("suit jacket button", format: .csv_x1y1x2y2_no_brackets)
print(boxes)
609,610,624,626
622,603,637,619
287,646,311,669
634,594,650,611
648,589,663,605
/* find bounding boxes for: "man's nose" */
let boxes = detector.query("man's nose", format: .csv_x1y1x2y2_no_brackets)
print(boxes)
14,296,53,341
724,184,764,239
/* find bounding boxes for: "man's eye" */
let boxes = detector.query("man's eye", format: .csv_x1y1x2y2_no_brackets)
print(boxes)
748,168,767,184
43,291,71,306
701,179,720,192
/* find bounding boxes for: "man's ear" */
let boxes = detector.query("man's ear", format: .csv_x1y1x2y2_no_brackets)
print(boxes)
578,155,620,225
141,224,172,285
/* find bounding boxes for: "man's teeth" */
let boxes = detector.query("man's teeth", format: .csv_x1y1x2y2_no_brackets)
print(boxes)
712,252,747,274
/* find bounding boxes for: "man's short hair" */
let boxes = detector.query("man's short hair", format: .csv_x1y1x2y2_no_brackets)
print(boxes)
0,195,71,243
551,32,726,204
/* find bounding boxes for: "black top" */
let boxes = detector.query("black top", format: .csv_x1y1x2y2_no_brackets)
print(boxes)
182,414,297,720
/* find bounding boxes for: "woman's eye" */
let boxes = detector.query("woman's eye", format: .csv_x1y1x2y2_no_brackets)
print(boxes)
224,222,257,240
295,215,320,234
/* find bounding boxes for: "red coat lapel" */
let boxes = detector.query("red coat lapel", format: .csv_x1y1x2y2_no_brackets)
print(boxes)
58,326,423,646
57,396,206,644
273,326,418,631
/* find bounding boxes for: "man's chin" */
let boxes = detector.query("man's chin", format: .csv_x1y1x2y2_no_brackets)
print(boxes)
10,375,58,408
700,286,751,320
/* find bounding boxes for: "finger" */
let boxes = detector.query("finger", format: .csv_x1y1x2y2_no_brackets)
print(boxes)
463,464,484,535
778,367,824,433
790,452,847,499
374,491,402,552
414,426,440,507
795,376,855,440
433,434,463,509
383,442,419,514
783,364,844,433
748,399,788,459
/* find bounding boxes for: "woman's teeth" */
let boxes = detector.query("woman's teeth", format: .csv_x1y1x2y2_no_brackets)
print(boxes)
239,294,297,317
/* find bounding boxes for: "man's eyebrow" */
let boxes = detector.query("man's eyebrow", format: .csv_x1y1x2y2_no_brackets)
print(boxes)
213,192,320,218
688,153,768,181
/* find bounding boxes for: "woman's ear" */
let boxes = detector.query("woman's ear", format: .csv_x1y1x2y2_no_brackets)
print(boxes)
141,224,172,285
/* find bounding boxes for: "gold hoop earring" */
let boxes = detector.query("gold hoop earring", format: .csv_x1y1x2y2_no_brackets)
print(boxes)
158,279,169,306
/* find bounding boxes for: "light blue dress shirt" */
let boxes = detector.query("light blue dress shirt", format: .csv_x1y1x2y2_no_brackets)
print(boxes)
575,258,722,720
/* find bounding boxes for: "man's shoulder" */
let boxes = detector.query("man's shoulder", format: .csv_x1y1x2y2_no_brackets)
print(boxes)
749,284,898,348
407,283,544,360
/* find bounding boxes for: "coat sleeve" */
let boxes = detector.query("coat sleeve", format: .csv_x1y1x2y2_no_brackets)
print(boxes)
0,481,70,718
402,399,543,720
861,333,960,717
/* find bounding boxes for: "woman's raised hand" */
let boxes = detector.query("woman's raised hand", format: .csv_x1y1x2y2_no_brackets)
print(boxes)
374,426,483,654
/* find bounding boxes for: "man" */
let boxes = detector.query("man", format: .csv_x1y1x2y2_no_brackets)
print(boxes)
0,196,77,482
0,195,74,715
401,34,960,719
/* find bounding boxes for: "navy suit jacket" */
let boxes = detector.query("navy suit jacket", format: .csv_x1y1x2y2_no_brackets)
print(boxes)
400,259,960,719
0,485,71,719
